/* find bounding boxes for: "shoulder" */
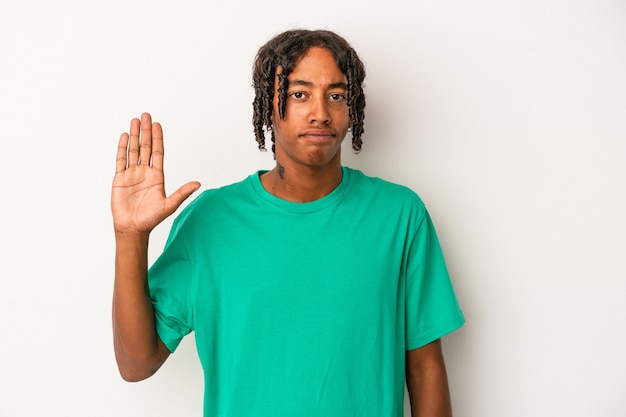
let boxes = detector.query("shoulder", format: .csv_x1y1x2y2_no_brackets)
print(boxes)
345,167,426,209
171,173,257,228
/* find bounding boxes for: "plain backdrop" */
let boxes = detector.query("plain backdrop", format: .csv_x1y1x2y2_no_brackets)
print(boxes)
1,1,625,416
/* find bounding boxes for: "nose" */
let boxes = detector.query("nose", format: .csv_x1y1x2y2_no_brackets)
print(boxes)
309,95,331,125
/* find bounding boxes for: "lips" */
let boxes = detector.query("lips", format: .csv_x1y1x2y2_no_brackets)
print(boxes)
300,129,335,140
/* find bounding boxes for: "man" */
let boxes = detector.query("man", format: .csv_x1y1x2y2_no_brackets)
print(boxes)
112,29,464,417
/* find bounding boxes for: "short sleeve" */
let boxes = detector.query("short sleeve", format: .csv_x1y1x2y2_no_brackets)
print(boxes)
405,208,465,350
147,219,194,353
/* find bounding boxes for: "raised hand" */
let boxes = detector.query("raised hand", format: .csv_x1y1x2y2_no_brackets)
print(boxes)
112,113,200,235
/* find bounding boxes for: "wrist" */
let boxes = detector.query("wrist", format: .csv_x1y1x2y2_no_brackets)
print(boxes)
114,229,150,245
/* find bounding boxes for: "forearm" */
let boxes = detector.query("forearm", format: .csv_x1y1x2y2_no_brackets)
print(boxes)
113,231,168,381
406,340,453,417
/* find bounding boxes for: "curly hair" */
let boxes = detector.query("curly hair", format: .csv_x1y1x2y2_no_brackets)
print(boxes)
252,29,366,156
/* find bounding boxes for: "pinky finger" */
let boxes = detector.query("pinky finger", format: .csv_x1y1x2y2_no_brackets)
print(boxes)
116,133,129,172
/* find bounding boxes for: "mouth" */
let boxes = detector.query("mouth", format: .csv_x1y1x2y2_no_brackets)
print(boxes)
300,130,335,142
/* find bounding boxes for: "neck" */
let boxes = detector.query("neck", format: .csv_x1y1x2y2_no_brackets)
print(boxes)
260,161,343,203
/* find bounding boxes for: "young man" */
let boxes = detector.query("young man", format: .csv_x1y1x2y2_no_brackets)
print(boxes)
112,29,464,417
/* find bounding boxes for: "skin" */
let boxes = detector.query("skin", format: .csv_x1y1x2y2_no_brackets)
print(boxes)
260,47,350,203
111,47,454,415
406,340,454,417
111,113,199,381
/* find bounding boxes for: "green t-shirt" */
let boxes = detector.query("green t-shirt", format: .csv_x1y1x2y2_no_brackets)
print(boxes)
148,166,464,417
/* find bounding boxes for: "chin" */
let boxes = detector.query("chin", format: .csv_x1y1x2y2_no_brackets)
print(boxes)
304,149,341,167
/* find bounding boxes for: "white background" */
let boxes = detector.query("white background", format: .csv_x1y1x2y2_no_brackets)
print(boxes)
1,0,625,416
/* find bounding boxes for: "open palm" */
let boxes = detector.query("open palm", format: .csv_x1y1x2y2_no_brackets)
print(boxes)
112,113,200,234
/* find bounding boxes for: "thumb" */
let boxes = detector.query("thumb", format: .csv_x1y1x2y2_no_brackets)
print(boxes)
164,181,201,216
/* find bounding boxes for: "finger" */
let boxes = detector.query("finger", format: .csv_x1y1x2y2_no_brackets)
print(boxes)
139,112,153,166
163,181,201,217
128,117,141,167
116,133,129,172
151,122,164,171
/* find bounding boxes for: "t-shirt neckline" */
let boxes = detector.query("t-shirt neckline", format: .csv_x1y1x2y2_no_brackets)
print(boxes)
249,166,352,214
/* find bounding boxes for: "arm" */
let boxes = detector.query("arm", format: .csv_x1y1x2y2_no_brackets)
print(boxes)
405,339,453,417
113,230,169,381
111,113,200,381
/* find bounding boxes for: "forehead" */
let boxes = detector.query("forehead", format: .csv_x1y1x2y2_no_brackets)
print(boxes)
286,47,347,84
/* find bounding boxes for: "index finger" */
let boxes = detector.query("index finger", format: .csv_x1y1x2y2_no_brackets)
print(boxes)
151,122,164,171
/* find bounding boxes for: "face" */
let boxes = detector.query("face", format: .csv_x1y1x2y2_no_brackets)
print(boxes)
271,47,351,170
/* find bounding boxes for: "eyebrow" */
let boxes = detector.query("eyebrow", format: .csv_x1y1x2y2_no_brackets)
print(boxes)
289,79,348,90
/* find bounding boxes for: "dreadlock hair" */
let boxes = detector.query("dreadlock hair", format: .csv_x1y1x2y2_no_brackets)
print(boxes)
252,29,366,156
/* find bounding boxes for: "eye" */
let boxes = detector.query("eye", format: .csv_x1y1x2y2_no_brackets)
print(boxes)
289,91,306,99
329,93,346,101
